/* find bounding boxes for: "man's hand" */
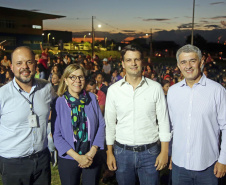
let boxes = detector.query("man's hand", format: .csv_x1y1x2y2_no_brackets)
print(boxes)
214,162,226,178
107,152,117,171
155,151,168,170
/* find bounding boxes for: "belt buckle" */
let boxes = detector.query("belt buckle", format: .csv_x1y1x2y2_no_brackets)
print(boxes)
133,147,138,152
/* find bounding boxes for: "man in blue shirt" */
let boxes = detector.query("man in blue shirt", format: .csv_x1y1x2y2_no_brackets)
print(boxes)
167,44,226,185
0,46,55,185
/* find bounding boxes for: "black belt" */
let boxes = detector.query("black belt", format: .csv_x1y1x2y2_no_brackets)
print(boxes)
0,148,49,161
24,148,49,159
115,141,157,152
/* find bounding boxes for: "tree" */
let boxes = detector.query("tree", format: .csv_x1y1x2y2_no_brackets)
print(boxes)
185,34,207,50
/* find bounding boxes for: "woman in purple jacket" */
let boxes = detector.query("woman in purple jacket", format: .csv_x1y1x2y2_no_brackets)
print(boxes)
52,64,105,185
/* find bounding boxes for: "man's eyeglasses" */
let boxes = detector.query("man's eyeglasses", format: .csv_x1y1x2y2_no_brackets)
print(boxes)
68,75,85,81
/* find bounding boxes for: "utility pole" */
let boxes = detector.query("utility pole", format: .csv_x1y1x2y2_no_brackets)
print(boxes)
150,28,153,58
191,0,195,45
92,16,94,59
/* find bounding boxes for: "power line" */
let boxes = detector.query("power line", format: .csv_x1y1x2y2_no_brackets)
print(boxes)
95,18,124,32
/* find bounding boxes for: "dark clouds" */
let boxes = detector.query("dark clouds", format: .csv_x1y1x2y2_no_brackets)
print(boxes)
154,28,164,31
143,18,170,21
177,23,204,29
122,30,135,33
210,16,226,19
178,23,192,29
200,20,210,23
204,25,221,28
210,2,225,5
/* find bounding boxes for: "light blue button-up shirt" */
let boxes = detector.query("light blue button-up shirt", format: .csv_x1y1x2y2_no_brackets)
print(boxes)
167,74,226,171
0,78,55,158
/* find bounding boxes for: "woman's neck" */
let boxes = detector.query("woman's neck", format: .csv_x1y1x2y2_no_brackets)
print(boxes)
68,89,79,99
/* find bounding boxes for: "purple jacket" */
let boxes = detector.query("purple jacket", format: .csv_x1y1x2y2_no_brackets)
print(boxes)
52,92,105,160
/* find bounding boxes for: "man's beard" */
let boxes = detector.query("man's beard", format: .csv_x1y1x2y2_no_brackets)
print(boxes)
15,69,35,84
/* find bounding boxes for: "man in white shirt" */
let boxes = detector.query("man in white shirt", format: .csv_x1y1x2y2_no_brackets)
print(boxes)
167,44,226,185
105,45,171,185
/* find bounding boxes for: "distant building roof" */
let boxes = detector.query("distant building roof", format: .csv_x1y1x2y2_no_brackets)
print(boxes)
72,37,104,43
0,6,65,20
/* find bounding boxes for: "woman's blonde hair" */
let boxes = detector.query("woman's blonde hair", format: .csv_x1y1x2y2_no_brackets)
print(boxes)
57,64,85,97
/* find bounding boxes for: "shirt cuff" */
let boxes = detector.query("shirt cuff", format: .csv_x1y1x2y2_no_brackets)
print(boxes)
106,138,115,146
218,154,226,165
159,132,172,142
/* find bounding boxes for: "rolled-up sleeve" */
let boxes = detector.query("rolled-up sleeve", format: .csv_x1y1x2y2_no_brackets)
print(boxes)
156,86,171,142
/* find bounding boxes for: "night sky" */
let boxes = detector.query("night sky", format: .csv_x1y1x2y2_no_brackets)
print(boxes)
1,0,225,34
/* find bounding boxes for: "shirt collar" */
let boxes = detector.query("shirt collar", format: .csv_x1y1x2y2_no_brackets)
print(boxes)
12,77,37,93
180,74,207,87
120,76,148,87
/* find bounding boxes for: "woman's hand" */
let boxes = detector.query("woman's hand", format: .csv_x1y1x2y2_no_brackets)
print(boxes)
79,146,98,168
85,146,98,159
77,155,93,168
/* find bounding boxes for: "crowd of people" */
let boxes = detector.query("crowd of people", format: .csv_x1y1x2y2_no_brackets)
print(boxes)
1,44,225,92
0,43,225,185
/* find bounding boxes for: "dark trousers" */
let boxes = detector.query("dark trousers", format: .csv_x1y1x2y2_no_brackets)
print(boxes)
58,151,102,185
0,148,51,185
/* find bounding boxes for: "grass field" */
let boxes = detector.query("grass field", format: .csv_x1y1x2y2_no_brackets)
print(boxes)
0,164,118,185
50,165,118,185
0,164,171,185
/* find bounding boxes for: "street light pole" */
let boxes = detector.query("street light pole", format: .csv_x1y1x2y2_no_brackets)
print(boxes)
150,28,153,58
191,0,195,45
92,16,94,59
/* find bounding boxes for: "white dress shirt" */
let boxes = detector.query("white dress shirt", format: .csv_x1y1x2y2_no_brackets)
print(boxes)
105,76,171,146
167,74,226,171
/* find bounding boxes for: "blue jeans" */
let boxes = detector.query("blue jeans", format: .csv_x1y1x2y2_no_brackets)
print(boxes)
114,142,160,185
172,162,218,185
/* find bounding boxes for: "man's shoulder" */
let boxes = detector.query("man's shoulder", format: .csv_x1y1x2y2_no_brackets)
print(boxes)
35,79,53,93
206,77,225,90
167,81,184,99
144,77,161,88
169,80,183,91
0,81,13,96
35,78,51,87
108,79,122,90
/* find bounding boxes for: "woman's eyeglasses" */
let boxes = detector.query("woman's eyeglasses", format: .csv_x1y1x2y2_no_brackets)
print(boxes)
68,75,85,81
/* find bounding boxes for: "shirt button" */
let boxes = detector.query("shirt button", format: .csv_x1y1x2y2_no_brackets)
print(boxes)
189,114,191,117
